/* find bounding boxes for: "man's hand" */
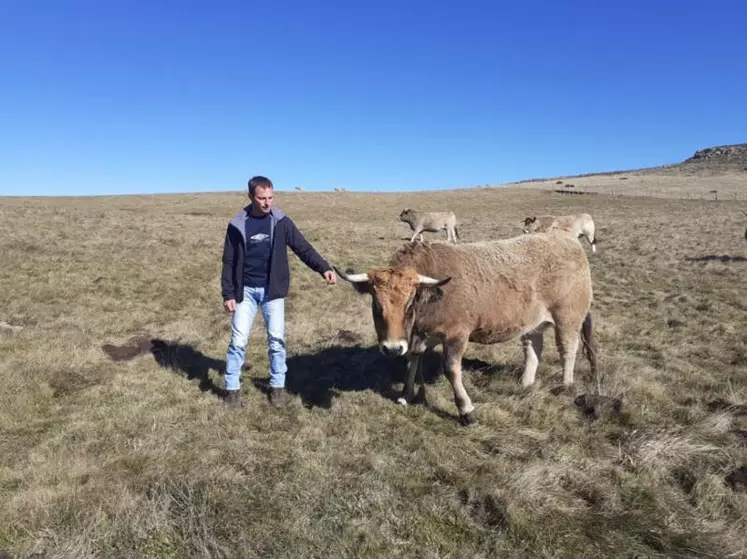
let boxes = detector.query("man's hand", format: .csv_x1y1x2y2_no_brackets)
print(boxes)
223,299,237,312
324,270,337,285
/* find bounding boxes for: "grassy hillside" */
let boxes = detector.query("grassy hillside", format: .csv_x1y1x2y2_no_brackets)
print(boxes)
506,144,747,199
1,187,746,558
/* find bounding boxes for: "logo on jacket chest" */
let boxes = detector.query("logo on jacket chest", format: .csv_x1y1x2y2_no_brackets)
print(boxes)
249,233,270,244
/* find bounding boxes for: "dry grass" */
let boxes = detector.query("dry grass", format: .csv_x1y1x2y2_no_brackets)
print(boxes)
1,180,747,558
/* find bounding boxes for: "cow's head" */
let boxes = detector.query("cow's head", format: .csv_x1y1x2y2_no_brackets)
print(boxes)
398,209,413,222
334,265,451,357
523,216,538,234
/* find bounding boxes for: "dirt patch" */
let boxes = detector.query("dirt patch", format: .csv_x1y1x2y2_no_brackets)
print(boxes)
725,466,747,491
574,394,624,420
731,429,747,445
101,335,154,362
706,398,747,416
325,329,364,346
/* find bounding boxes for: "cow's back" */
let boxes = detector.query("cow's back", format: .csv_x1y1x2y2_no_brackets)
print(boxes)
393,236,591,341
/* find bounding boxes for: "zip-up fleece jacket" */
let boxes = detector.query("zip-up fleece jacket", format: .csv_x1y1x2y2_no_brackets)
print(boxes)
221,205,331,303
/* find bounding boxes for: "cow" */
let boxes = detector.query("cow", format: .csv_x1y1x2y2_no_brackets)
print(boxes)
523,213,597,253
399,209,459,243
334,234,596,425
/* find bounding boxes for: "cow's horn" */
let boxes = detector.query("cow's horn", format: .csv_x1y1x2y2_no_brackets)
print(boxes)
418,275,451,287
333,266,370,283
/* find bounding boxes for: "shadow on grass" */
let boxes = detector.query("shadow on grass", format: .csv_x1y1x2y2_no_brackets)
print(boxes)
685,254,747,263
150,338,226,397
144,338,444,410
255,346,444,410
106,336,516,418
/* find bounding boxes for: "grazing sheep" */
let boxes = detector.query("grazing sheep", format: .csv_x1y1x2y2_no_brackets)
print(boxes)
523,213,597,253
399,209,459,243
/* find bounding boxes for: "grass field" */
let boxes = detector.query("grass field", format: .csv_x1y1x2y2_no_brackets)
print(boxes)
1,181,747,558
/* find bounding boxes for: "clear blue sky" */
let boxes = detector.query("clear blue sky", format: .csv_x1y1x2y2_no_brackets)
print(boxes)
1,1,745,196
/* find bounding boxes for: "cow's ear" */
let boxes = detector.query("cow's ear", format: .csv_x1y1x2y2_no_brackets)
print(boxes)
416,286,443,305
350,279,372,295
416,278,450,305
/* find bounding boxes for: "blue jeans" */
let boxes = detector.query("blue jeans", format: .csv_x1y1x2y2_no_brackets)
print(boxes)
225,286,286,391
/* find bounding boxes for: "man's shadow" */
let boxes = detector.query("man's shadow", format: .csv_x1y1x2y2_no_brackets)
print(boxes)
150,339,227,396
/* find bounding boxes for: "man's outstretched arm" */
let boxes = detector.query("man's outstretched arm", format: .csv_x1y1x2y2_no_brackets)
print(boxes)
285,219,336,283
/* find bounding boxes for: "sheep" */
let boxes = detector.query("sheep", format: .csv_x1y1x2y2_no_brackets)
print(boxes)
523,213,597,253
398,209,459,243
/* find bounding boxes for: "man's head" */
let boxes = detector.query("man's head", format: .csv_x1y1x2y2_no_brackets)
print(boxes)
248,176,274,215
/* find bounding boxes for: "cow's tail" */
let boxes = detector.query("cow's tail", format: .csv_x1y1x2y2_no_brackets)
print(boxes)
581,312,597,376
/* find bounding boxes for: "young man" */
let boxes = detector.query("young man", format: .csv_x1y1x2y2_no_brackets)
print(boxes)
221,176,336,409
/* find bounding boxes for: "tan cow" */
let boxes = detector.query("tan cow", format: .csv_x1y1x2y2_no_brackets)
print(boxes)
523,213,597,252
335,234,596,425
399,209,459,243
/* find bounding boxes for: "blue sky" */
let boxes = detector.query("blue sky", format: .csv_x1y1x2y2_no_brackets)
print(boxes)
1,0,745,196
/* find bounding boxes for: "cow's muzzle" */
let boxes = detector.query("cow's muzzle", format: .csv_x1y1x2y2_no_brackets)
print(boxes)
380,340,408,357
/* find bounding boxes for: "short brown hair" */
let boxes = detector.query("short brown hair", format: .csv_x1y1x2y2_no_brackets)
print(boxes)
248,176,274,196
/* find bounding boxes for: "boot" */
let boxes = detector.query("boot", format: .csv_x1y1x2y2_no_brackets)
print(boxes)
269,387,292,407
225,389,242,410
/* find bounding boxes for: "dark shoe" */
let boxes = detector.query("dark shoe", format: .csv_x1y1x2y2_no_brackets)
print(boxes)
225,389,242,410
270,387,292,407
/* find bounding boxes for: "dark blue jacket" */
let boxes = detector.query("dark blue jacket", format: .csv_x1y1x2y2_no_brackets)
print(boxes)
221,205,331,303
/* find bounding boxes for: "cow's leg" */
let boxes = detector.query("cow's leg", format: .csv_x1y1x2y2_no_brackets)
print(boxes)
520,330,544,387
554,323,580,386
399,336,429,405
410,228,423,243
398,354,421,405
442,336,476,425
414,356,428,403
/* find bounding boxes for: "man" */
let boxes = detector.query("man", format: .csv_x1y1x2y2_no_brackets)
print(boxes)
221,176,336,409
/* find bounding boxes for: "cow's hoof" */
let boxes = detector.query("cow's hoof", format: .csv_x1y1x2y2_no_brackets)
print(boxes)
460,410,478,426
396,397,408,406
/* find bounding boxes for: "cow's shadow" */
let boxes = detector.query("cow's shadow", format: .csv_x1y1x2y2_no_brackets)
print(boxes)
255,346,445,409
685,254,747,263
148,338,446,410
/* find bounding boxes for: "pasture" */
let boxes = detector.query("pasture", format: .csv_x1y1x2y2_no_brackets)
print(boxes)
1,185,746,558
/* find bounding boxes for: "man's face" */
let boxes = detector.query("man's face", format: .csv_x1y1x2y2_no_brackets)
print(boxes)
250,185,273,215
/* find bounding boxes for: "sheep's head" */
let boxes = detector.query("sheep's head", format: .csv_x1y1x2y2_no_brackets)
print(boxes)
523,216,538,234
